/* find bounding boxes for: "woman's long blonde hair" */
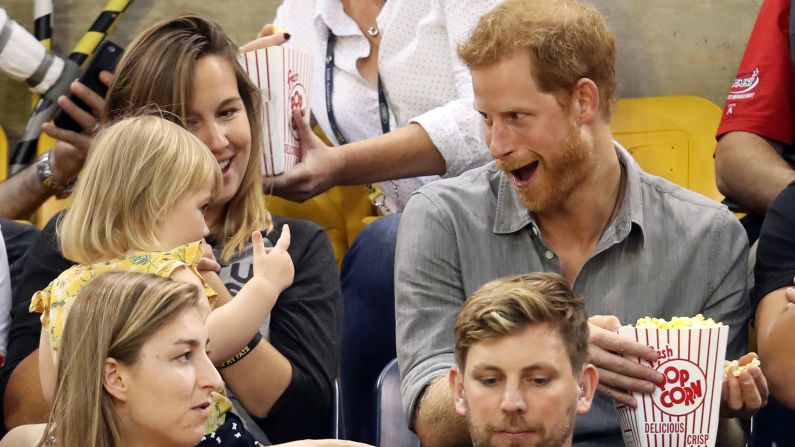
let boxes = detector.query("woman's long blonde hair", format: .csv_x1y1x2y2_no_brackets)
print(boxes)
104,15,272,260
59,114,222,264
37,272,202,447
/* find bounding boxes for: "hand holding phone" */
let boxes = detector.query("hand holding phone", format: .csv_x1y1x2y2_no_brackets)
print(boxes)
53,41,123,133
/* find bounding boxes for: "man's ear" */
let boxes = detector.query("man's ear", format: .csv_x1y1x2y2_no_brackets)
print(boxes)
570,78,600,125
576,364,599,415
449,366,467,417
102,357,128,402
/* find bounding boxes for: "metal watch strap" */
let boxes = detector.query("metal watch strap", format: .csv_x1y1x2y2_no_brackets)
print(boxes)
36,152,74,199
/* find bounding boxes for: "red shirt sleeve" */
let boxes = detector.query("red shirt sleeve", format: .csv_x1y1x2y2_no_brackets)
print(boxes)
716,0,795,145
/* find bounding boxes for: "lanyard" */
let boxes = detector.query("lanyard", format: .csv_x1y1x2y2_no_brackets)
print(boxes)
325,33,390,146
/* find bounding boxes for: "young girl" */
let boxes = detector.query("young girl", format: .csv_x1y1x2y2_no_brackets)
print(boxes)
30,114,293,439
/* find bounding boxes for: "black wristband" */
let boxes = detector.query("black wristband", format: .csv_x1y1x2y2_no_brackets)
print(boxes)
217,331,263,369
248,331,263,349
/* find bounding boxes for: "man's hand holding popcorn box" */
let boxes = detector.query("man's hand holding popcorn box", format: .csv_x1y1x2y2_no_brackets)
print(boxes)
588,314,768,446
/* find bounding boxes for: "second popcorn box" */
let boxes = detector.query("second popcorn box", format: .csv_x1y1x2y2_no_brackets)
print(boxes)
615,316,728,447
241,46,313,176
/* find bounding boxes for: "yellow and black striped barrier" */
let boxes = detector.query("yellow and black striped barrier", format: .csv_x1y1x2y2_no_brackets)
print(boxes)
33,0,53,50
68,0,129,67
31,0,53,136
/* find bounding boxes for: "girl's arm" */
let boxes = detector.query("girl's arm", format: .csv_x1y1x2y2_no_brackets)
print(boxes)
219,338,293,418
224,220,341,441
37,332,55,405
169,267,270,364
174,228,294,364
203,278,278,363
202,271,232,308
199,255,293,419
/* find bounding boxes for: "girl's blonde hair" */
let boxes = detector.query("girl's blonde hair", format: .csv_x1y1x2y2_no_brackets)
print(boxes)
104,15,272,260
59,114,222,264
37,272,202,447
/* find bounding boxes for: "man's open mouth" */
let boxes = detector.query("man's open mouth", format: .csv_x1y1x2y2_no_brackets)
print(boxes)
511,160,539,186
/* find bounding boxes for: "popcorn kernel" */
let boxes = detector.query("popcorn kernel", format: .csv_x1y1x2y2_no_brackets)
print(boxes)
724,358,761,377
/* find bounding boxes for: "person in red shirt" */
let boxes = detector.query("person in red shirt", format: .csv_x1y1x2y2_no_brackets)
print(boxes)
716,3,795,443
715,0,795,242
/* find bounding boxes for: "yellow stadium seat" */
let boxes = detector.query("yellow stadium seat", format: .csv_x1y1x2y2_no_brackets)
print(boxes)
0,125,7,182
612,97,757,350
612,95,723,203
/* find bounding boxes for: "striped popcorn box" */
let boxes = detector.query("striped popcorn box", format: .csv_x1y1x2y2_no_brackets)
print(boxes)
240,46,313,176
615,320,728,447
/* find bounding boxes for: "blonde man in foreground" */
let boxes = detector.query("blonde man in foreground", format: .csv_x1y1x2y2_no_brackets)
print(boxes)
449,273,597,447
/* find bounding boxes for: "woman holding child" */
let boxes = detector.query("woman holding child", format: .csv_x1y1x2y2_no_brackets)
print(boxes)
33,114,294,442
2,15,342,444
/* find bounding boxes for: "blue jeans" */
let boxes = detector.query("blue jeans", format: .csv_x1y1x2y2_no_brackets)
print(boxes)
340,213,401,443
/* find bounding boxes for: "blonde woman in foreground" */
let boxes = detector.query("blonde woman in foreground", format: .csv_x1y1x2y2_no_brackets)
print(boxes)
1,272,370,447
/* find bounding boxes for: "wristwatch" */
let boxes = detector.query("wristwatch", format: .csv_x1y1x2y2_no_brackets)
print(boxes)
36,152,75,199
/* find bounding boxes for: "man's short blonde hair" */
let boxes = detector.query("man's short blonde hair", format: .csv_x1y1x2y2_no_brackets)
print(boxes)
454,273,589,373
59,114,222,264
458,0,616,118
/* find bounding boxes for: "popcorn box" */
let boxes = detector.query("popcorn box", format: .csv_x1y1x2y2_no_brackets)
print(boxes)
615,320,728,447
240,47,313,176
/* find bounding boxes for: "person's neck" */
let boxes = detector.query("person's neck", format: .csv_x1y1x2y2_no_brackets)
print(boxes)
124,435,180,447
123,240,173,256
536,154,622,241
124,436,162,447
341,0,385,24
340,0,386,84
535,129,624,283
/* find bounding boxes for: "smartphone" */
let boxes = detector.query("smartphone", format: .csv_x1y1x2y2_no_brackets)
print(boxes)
53,40,124,133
